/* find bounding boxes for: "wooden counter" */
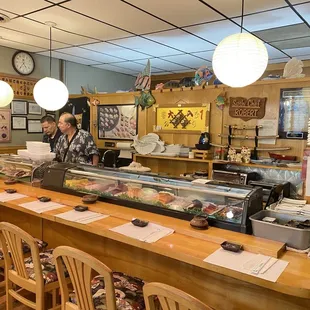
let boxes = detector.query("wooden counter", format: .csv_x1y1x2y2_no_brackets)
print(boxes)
0,181,309,310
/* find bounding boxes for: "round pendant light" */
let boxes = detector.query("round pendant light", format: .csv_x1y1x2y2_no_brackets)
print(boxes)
0,81,14,107
212,33,268,88
33,22,69,111
33,77,69,111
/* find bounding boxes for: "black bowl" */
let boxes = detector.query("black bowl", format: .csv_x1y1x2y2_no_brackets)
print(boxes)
195,144,211,150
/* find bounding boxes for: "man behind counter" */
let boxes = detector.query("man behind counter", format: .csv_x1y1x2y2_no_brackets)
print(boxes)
55,113,99,165
41,115,62,152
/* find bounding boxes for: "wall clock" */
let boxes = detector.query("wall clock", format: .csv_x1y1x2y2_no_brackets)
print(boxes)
12,51,35,76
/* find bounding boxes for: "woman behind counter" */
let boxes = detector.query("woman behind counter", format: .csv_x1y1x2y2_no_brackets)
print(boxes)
55,113,99,165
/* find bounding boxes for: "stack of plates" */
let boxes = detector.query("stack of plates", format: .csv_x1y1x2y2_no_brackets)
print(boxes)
300,205,310,217
275,198,306,215
26,141,51,154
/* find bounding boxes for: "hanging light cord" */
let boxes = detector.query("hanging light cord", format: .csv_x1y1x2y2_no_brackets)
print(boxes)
49,26,52,77
240,0,244,33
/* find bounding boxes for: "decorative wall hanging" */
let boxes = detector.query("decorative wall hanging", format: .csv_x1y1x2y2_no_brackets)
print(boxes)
135,59,151,91
134,91,156,110
11,100,27,115
12,116,27,130
0,109,11,142
229,97,267,121
97,104,137,140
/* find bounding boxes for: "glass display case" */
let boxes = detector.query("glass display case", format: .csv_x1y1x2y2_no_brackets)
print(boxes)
42,163,263,233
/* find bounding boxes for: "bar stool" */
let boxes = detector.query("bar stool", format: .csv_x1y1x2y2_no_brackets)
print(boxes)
143,282,213,310
0,222,62,309
54,245,145,310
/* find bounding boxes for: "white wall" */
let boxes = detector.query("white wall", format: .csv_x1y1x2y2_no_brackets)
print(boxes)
0,45,135,146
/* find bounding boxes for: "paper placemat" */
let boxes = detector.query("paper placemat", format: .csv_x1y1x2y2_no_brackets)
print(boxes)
19,201,65,214
109,222,174,243
0,192,28,202
56,210,109,224
204,248,289,282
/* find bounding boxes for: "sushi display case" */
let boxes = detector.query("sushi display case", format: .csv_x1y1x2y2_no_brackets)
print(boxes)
42,163,263,233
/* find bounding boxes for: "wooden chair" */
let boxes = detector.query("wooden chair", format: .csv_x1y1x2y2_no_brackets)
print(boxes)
143,282,213,310
54,246,117,310
0,222,60,310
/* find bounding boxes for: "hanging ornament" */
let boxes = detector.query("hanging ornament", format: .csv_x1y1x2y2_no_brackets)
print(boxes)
0,81,14,107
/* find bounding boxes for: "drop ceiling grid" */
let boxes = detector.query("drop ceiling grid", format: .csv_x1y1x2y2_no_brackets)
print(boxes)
0,0,309,74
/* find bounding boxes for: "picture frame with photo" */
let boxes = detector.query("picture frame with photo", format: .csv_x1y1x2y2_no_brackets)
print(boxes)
11,101,27,115
28,102,42,115
12,116,27,130
27,119,43,133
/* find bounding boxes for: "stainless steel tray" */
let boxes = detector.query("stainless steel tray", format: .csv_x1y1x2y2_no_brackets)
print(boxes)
250,210,310,250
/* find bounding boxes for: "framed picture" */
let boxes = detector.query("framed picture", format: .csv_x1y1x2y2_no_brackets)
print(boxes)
0,109,11,142
97,104,137,140
12,116,27,130
11,101,27,115
27,119,43,133
28,102,42,115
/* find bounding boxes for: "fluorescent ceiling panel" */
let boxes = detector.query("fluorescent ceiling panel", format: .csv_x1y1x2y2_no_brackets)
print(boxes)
265,44,288,59
198,0,288,17
161,54,211,69
83,42,149,60
268,57,290,63
271,37,310,50
62,0,172,34
185,19,241,44
191,50,214,61
294,3,310,24
240,7,303,32
135,58,190,71
92,64,138,75
124,0,223,27
282,46,310,56
58,47,124,63
28,7,130,41
143,29,215,53
110,36,182,57
38,51,100,65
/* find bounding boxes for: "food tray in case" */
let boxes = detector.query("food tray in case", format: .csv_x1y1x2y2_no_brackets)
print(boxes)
250,210,310,250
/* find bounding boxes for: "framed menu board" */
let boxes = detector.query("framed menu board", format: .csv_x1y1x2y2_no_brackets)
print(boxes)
278,88,310,139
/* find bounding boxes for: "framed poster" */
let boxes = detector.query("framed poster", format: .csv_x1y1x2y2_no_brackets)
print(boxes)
278,88,310,139
0,109,11,142
97,104,137,140
12,116,27,130
11,100,27,115
28,102,42,115
27,119,43,133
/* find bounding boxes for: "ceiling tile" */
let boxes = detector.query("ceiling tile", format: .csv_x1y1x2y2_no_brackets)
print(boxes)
0,9,17,19
271,36,310,49
253,23,309,42
152,71,173,75
83,42,149,60
110,36,182,57
199,0,287,17
0,0,50,15
27,6,130,41
135,58,190,71
265,44,288,58
124,0,223,27
48,0,72,3
268,57,290,63
143,29,215,53
58,47,124,63
191,50,214,61
62,0,173,34
0,39,43,52
282,46,310,56
294,3,310,24
4,17,100,46
38,51,100,65
92,64,138,75
161,54,211,69
185,20,241,44
240,7,303,32
297,54,310,60
112,60,163,73
0,27,68,49
290,0,310,3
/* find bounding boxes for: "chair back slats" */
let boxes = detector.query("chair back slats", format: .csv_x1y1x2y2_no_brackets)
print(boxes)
143,283,213,310
54,246,117,310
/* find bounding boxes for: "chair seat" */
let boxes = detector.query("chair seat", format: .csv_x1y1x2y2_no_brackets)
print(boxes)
70,272,145,310
0,238,48,260
24,249,65,285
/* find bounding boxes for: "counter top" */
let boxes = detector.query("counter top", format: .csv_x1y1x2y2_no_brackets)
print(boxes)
0,181,309,299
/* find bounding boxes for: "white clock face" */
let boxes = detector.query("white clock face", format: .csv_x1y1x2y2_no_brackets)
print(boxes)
13,52,35,75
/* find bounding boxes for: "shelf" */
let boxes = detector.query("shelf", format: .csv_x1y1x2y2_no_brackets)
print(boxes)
134,154,212,163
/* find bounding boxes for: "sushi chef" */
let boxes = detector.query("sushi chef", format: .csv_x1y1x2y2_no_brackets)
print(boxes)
41,115,62,152
55,113,100,165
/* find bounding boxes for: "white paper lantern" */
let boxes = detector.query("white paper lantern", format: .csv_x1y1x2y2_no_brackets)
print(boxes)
33,77,69,111
212,33,268,88
0,81,14,107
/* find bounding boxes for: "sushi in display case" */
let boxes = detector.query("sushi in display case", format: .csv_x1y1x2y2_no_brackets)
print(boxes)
42,163,263,233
